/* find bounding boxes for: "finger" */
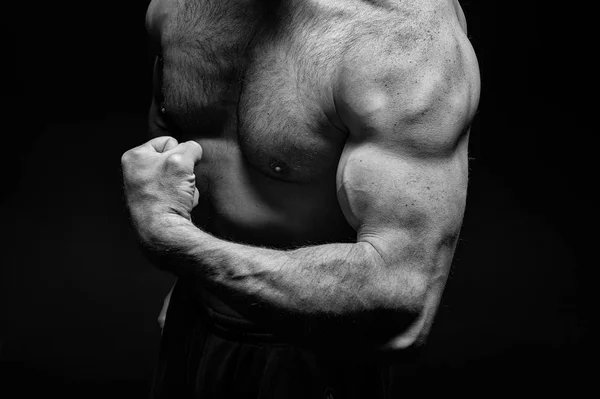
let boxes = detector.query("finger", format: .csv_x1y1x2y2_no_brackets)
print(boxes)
167,140,203,167
148,136,179,153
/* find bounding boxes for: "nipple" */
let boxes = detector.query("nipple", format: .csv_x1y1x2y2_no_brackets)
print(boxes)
270,160,287,174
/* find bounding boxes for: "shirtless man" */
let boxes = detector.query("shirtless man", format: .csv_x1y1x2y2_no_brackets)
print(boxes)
122,0,480,397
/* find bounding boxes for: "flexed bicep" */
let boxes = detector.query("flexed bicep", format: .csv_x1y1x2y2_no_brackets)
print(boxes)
337,139,468,263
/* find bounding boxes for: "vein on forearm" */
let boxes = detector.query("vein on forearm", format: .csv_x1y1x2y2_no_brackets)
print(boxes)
223,240,379,316
183,225,378,315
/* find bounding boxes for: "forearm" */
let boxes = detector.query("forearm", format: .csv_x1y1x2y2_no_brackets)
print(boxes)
144,214,424,344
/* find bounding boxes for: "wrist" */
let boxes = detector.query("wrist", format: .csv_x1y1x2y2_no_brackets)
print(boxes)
130,203,193,246
133,210,201,274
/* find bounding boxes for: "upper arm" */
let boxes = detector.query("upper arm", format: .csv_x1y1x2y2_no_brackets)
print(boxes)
335,31,480,347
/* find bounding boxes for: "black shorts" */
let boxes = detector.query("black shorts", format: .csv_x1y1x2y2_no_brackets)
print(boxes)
150,280,422,399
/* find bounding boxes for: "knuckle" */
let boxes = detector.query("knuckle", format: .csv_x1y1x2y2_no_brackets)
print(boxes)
120,150,132,166
121,147,145,167
165,153,184,168
186,140,203,157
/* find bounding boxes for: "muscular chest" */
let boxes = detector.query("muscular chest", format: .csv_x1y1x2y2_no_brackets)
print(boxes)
155,0,353,182
237,38,348,182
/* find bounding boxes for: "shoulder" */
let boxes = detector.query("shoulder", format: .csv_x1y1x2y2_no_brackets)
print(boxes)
335,3,480,151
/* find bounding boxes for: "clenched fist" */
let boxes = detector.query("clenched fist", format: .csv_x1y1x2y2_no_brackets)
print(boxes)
121,136,203,242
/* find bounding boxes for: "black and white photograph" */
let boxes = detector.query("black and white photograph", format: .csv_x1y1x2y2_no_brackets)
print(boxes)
1,1,590,397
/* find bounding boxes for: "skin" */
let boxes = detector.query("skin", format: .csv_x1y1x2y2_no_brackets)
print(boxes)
124,0,480,350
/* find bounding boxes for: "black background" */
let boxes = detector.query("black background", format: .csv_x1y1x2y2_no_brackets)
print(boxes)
0,1,592,397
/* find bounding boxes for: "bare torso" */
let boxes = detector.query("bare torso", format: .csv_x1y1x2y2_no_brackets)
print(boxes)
146,0,471,317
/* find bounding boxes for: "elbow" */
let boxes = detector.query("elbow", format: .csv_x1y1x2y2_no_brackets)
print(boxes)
366,268,430,351
303,266,431,353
